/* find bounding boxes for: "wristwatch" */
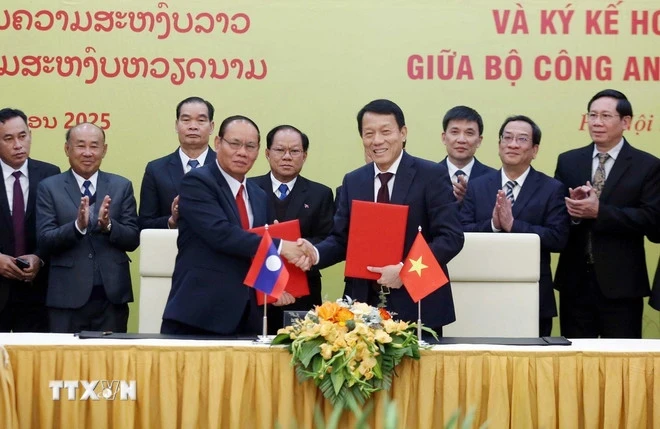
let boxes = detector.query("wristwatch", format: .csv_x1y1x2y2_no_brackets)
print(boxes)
105,220,112,233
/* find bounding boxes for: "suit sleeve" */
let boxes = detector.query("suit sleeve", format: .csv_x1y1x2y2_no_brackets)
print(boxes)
138,164,170,230
179,172,261,258
426,165,464,264
316,177,350,269
594,159,660,237
107,181,140,252
36,181,82,255
510,181,570,252
460,182,493,232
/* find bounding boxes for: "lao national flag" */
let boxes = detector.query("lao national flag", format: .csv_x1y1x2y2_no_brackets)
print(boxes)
244,230,289,299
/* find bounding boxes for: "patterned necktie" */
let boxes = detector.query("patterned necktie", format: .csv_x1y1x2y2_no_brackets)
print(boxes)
592,153,609,198
235,184,249,229
504,180,517,205
376,172,394,203
82,180,95,206
278,183,289,200
187,159,200,171
455,170,466,183
12,171,25,256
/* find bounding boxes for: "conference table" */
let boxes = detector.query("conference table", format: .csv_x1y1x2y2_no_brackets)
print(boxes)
1,334,659,429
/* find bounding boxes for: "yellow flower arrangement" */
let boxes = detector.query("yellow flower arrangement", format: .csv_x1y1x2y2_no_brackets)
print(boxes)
272,297,431,409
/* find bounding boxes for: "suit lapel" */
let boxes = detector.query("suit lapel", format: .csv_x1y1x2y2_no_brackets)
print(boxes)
246,180,266,227
203,147,216,165
64,170,82,209
285,176,308,220
167,151,185,194
512,167,539,217
0,171,11,229
25,159,40,221
210,162,242,225
600,140,633,201
578,144,594,186
391,152,415,205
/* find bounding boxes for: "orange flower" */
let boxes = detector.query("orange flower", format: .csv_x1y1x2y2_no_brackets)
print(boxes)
379,308,392,320
335,308,354,326
317,302,340,322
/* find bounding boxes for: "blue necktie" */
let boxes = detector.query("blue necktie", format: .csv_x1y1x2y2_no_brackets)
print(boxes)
455,170,466,183
278,183,289,200
504,180,517,205
82,180,93,199
187,159,200,170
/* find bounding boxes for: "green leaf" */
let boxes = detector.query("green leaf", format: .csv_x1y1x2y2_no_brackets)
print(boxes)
298,337,324,367
330,367,345,396
271,333,291,345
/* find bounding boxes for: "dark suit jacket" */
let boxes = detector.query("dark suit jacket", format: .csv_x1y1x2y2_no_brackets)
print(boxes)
460,167,570,318
162,162,276,334
250,173,334,304
0,159,60,310
138,147,216,230
36,170,140,308
317,151,464,328
439,156,496,183
554,140,660,299
650,256,660,311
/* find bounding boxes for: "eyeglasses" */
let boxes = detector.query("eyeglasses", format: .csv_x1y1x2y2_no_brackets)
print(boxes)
269,147,305,158
500,134,531,145
587,112,620,122
221,137,259,153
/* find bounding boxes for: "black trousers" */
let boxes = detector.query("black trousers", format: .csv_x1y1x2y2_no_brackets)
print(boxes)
0,300,49,333
49,285,129,333
560,264,643,338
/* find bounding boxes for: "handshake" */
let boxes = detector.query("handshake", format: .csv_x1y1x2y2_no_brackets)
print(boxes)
280,239,318,271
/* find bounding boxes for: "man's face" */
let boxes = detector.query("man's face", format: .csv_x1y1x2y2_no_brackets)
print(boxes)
498,120,538,169
0,116,31,169
361,112,406,171
175,102,214,149
215,120,259,182
442,119,483,165
588,96,630,149
265,129,307,183
64,124,107,179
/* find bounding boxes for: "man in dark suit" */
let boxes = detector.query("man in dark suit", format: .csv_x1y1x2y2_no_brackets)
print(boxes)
250,125,334,332
460,115,569,336
650,256,660,312
0,108,60,332
310,99,464,334
37,123,140,333
161,116,312,336
555,89,660,338
138,96,217,230
439,106,496,203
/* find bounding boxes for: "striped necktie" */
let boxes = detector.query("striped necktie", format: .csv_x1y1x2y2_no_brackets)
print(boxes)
504,180,517,205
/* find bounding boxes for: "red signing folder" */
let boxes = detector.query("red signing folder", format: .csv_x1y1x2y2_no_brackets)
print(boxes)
344,200,408,280
249,220,310,305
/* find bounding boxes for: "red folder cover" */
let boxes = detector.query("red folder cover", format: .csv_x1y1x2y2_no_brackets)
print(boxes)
344,200,408,280
249,220,310,305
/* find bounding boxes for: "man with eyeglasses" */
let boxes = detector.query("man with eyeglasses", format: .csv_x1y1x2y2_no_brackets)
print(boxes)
554,89,660,338
138,96,217,230
161,116,313,336
250,125,334,333
439,106,496,203
460,115,569,336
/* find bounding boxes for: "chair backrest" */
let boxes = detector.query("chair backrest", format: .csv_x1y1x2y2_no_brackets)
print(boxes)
444,232,540,337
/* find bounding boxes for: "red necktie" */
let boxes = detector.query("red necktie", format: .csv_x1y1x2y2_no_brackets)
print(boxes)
235,184,250,229
376,172,393,203
12,171,26,256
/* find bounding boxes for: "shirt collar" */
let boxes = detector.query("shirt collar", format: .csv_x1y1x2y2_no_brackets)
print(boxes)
71,169,99,192
216,159,247,199
269,172,297,194
501,166,531,188
446,157,475,178
179,147,209,168
592,138,624,161
0,158,28,181
372,149,404,177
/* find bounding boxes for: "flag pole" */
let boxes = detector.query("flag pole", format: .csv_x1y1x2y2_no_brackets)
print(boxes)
415,225,428,346
256,224,271,343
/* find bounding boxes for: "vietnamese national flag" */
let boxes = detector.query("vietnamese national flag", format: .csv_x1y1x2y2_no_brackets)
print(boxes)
244,231,289,300
399,232,449,303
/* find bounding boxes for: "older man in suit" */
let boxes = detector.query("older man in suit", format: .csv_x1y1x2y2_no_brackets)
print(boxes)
439,106,496,203
161,116,312,336
37,123,139,333
461,115,569,336
138,96,217,230
555,89,660,338
250,125,334,332
0,108,60,332
310,99,464,335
